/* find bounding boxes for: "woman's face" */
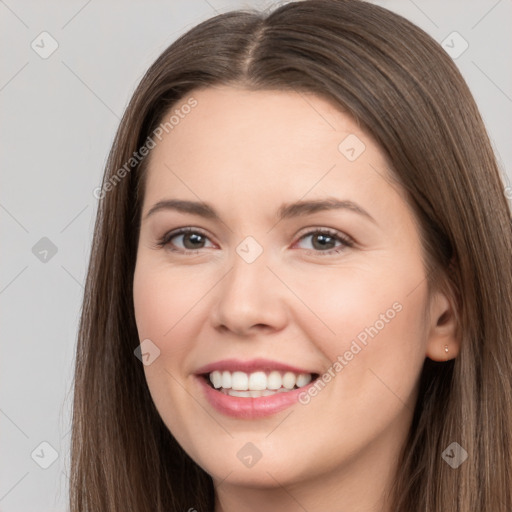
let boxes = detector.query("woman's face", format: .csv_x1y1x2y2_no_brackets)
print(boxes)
133,86,450,502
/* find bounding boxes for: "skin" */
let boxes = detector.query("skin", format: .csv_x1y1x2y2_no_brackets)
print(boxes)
133,86,459,512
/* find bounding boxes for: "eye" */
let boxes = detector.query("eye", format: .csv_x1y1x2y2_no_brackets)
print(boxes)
294,228,354,256
156,227,215,254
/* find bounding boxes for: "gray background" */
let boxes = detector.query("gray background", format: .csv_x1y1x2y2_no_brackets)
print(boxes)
1,0,511,510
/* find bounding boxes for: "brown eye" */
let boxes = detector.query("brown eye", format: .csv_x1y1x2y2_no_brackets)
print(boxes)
310,232,337,250
157,228,214,253
295,229,354,256
180,232,207,250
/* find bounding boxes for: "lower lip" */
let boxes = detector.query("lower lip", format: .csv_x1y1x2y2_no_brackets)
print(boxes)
196,375,316,419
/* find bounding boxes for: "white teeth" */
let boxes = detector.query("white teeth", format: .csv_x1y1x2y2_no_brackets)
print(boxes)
222,388,295,398
267,371,282,390
208,370,314,393
228,390,252,397
221,371,232,389
210,370,222,389
282,372,296,390
231,371,249,391
248,371,267,390
296,373,312,387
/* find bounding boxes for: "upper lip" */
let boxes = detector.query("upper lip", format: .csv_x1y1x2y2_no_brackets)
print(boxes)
195,358,318,375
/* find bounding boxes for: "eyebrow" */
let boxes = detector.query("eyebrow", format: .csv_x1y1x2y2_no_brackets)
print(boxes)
278,198,376,223
144,197,376,224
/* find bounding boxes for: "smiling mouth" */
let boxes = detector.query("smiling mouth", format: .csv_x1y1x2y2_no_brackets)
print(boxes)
201,370,320,398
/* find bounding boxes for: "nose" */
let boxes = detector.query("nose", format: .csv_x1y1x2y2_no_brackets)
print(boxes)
210,248,289,337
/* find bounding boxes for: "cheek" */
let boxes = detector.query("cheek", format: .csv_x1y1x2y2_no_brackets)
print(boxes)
291,259,428,401
291,260,426,348
284,269,428,471
132,261,199,395
133,261,204,457
133,258,208,342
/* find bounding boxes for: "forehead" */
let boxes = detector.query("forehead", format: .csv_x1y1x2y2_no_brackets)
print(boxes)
162,86,365,154
143,86,394,197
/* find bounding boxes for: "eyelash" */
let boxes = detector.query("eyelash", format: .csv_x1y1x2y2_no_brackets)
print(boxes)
155,227,355,257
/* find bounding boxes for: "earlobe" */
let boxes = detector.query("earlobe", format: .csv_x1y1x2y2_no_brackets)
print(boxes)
425,291,460,362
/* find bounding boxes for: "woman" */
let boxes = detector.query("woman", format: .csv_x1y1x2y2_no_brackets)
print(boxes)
70,1,512,510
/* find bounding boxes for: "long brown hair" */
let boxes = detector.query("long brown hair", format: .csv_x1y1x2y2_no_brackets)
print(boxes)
70,1,512,510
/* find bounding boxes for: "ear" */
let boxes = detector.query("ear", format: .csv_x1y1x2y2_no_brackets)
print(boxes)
425,289,460,362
